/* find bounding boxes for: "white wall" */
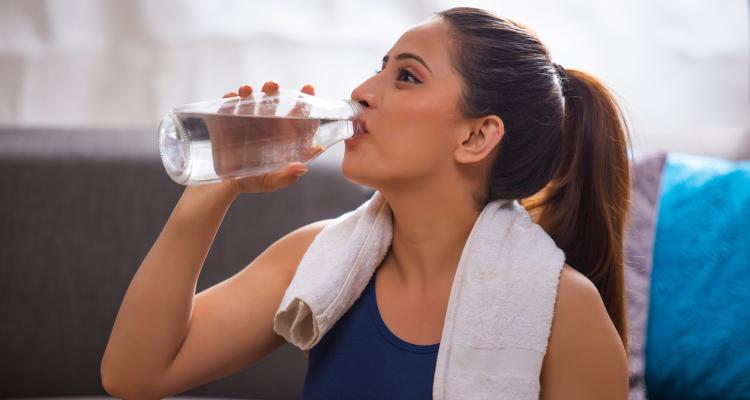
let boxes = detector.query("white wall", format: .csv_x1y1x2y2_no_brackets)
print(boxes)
1,0,748,161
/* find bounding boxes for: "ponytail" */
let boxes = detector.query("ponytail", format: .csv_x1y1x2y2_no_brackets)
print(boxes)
522,68,632,352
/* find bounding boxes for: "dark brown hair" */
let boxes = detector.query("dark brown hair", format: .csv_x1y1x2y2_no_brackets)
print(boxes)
437,7,631,352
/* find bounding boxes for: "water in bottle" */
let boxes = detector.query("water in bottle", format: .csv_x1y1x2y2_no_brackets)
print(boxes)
159,89,362,185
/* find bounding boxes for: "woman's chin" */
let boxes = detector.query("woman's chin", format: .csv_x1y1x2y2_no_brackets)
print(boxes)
342,158,375,188
341,157,360,180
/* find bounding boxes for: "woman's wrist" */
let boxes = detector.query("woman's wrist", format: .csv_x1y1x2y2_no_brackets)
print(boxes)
176,180,238,219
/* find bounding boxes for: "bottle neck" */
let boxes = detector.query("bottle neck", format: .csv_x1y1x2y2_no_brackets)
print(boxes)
344,100,363,120
341,100,363,140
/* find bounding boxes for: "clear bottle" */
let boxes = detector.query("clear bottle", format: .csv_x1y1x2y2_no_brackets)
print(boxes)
158,89,363,185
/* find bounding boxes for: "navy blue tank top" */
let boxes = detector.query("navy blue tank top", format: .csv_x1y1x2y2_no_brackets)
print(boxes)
300,271,440,399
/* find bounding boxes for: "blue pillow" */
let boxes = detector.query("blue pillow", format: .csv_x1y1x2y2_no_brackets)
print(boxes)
646,153,750,399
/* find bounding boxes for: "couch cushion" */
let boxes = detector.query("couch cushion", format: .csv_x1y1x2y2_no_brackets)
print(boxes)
646,153,750,399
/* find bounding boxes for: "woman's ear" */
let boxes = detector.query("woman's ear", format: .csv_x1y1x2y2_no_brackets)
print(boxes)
454,115,504,164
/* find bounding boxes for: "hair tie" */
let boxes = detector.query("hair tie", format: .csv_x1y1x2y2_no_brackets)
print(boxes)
553,62,568,93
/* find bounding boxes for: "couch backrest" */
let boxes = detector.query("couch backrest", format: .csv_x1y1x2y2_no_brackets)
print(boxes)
0,127,373,399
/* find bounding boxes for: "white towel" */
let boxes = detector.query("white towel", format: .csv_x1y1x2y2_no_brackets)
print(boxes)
274,190,566,399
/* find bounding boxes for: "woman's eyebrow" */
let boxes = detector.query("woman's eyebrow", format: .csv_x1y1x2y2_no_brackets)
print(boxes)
382,52,433,74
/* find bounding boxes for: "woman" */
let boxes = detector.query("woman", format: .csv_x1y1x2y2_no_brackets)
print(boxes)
102,7,630,399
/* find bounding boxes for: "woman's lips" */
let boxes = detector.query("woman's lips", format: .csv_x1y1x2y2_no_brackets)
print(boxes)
347,118,370,141
357,118,370,135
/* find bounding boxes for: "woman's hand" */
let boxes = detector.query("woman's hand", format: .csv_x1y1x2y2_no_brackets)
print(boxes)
212,80,317,196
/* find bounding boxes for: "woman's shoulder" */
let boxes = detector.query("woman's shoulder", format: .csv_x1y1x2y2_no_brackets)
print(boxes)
557,265,598,299
289,218,334,242
538,264,629,399
286,218,335,252
271,218,335,283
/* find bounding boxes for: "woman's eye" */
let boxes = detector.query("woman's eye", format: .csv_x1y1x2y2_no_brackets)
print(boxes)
372,67,422,84
397,68,421,83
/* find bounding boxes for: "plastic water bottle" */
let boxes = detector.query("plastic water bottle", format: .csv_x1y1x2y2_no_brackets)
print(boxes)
158,89,363,185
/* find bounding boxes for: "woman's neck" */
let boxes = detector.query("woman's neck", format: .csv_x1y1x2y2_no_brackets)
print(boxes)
380,186,481,292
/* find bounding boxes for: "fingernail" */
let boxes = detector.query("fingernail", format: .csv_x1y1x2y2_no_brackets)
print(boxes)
302,84,315,94
294,168,309,177
238,85,253,97
262,80,279,93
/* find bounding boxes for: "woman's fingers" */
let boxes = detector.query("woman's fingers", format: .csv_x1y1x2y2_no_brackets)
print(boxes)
258,80,280,116
211,81,317,194
264,162,309,190
288,83,321,157
218,91,239,114
219,91,238,113
230,162,309,194
236,85,255,115
218,81,283,116
289,84,315,117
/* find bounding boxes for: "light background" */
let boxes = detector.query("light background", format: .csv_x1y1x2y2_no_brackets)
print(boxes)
1,0,748,163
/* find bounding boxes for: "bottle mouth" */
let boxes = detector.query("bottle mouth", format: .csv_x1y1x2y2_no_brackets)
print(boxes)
346,101,366,139
158,111,192,184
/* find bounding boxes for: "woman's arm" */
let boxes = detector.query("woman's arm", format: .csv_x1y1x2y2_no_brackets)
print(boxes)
100,183,238,393
100,82,313,398
539,265,629,400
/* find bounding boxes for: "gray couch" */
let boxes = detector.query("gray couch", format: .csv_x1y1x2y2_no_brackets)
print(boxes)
1,127,674,399
0,127,374,399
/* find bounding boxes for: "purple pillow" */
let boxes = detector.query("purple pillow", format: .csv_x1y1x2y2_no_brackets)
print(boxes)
623,151,667,400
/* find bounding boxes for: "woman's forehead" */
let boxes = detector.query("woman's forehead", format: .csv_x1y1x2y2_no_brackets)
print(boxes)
387,19,454,74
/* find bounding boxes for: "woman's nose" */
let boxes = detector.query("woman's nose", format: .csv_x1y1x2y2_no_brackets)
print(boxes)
351,83,376,109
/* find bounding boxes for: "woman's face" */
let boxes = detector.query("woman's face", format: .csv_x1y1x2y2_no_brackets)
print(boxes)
343,18,483,192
